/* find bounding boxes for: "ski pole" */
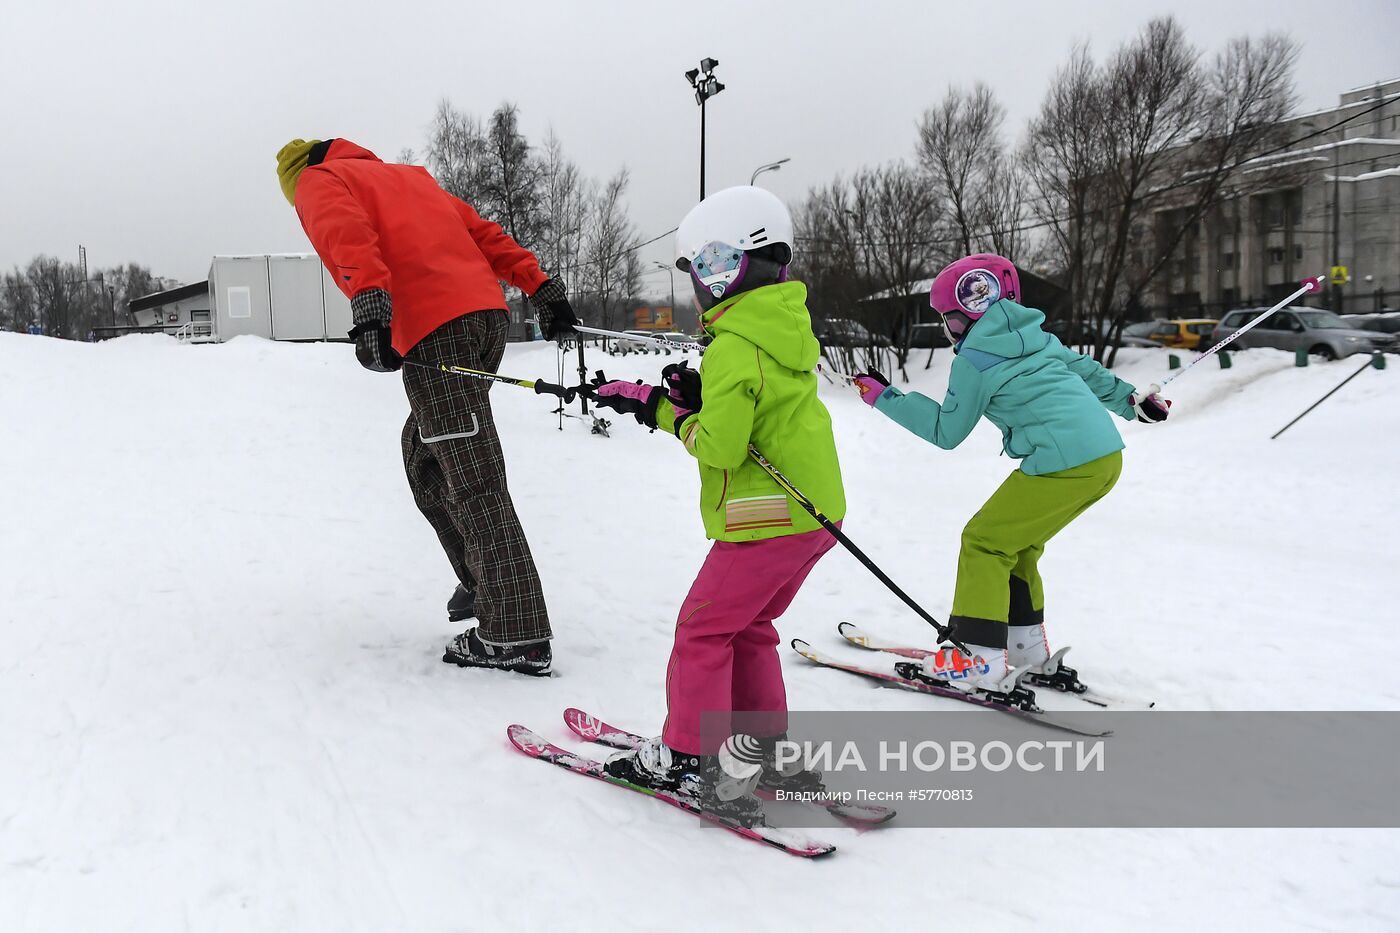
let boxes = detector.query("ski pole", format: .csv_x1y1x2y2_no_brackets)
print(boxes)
572,324,706,355
1270,353,1383,440
816,362,856,386
399,358,581,401
1139,274,1326,397
746,444,970,654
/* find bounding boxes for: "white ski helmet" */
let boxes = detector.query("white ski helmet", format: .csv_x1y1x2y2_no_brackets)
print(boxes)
674,186,794,299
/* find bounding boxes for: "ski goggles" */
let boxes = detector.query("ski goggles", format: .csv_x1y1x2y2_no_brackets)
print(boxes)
935,308,974,339
686,241,748,299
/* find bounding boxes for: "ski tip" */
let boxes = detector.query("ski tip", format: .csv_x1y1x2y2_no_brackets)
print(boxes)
790,638,811,652
507,724,560,757
837,621,877,649
562,707,607,739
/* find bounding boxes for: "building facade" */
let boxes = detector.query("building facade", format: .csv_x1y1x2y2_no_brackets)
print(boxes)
1151,78,1400,316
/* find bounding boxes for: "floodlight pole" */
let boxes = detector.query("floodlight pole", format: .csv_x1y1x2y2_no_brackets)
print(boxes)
700,93,707,200
686,59,725,202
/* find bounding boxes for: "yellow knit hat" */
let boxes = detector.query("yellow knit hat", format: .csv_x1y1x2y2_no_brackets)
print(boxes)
276,138,322,206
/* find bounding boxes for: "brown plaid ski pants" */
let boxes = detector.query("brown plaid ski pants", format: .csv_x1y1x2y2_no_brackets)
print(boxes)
400,310,551,646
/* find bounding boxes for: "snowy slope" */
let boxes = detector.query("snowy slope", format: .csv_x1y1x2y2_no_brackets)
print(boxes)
1,331,1397,931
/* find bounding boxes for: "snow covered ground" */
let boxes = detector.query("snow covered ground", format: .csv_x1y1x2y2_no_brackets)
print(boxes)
2,331,1397,931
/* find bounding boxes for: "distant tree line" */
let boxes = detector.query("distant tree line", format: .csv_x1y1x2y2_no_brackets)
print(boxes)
795,15,1300,366
1,258,170,339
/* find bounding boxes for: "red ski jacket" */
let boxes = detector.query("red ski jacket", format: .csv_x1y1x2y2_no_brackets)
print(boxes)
294,139,548,355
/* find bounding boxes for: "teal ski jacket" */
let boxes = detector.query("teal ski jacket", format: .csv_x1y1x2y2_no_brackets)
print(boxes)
873,299,1139,475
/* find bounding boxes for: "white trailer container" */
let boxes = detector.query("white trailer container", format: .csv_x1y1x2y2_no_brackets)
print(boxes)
208,254,351,342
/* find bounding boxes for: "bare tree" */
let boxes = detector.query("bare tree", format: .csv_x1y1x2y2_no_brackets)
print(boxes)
980,151,1029,261
103,263,166,326
0,268,38,332
0,257,166,338
419,99,643,327
924,82,1002,254
796,162,943,375
1023,18,1297,361
536,130,588,283
425,99,489,204
480,103,544,249
580,169,641,331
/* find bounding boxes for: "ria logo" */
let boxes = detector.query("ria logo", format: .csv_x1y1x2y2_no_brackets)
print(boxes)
718,733,765,781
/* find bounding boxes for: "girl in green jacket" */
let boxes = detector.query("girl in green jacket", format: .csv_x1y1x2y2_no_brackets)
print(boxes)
854,254,1171,696
588,187,844,824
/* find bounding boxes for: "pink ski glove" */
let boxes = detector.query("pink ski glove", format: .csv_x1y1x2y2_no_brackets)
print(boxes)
852,369,890,407
588,375,664,428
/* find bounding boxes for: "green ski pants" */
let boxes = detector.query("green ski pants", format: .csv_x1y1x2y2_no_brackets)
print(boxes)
947,451,1122,648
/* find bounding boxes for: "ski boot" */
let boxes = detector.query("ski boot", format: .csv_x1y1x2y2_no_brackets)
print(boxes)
897,644,1040,711
446,582,476,623
443,627,551,677
603,736,699,792
1009,623,1087,695
750,734,827,796
605,737,766,826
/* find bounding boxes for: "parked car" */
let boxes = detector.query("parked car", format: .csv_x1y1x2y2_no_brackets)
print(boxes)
656,332,700,354
1123,321,1163,339
905,321,953,349
1118,321,1168,349
1211,307,1394,359
1047,319,1158,349
1342,312,1400,336
814,317,891,348
613,329,665,355
1145,318,1219,351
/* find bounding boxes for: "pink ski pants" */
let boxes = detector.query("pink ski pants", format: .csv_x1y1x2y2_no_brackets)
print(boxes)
662,525,837,755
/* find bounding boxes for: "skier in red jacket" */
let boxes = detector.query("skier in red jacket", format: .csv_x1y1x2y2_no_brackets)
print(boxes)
277,137,576,676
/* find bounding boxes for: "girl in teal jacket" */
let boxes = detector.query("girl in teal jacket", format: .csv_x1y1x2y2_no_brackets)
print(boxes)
854,254,1171,694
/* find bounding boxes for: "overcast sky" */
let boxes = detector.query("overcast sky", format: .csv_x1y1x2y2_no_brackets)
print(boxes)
3,0,1397,297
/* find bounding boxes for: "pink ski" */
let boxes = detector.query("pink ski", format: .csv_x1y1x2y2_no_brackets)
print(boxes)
506,724,836,858
836,622,1153,709
791,639,1113,737
562,708,895,826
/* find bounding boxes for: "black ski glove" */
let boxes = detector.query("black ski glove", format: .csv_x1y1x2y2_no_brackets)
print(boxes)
348,289,402,373
1131,390,1171,423
661,360,702,435
529,277,579,341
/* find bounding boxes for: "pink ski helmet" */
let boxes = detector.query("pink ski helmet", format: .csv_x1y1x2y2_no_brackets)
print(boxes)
929,253,1021,319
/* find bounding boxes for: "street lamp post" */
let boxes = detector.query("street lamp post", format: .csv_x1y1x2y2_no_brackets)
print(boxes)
750,157,790,186
653,261,676,317
1331,143,1343,312
1301,120,1344,310
685,58,725,201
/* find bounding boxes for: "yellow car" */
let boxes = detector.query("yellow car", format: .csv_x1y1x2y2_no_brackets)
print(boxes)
1147,319,1219,351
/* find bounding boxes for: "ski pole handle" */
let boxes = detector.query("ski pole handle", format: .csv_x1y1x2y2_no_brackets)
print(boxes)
532,379,578,402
